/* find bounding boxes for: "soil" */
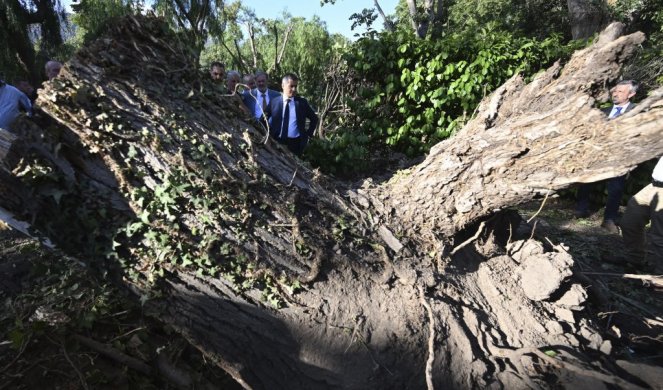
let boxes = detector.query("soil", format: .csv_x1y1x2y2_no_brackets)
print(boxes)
517,196,663,363
0,223,242,390
2,195,661,389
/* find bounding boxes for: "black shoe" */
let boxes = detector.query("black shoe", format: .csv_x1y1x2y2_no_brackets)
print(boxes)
601,219,620,234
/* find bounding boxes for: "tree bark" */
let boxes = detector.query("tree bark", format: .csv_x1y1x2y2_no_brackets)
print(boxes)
380,26,661,241
1,16,661,389
373,0,395,32
567,0,606,39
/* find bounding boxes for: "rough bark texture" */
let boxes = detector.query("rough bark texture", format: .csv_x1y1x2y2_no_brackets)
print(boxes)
0,16,661,390
378,25,662,243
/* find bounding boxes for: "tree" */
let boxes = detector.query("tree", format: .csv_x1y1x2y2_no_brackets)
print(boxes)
402,0,444,38
0,0,66,84
567,0,607,39
70,0,139,43
202,9,340,106
2,16,662,389
153,0,228,62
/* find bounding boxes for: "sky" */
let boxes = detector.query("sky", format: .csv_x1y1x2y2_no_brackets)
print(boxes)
241,0,399,39
61,0,400,40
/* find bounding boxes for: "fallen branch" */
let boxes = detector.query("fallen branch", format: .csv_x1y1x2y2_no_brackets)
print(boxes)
418,285,435,390
74,334,152,375
582,272,663,288
450,221,486,255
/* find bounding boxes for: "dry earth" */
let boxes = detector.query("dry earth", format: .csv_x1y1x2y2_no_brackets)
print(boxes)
0,224,241,390
518,196,663,368
1,195,662,389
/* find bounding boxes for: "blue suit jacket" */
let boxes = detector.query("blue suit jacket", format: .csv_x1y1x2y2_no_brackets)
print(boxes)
602,102,635,118
242,88,280,119
268,95,318,141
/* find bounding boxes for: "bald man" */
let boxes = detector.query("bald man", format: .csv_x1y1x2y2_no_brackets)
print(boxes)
45,60,62,80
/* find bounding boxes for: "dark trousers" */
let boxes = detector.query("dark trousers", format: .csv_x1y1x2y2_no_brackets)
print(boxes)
576,175,626,222
277,136,307,156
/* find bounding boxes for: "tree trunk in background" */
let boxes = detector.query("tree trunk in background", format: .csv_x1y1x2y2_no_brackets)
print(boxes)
567,0,607,39
1,16,662,389
406,0,444,39
374,0,395,32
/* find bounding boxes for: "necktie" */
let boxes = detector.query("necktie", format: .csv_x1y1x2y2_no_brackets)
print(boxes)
281,99,290,139
261,94,267,113
612,106,622,118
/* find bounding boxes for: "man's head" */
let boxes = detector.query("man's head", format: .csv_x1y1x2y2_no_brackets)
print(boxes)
255,71,268,93
611,80,638,106
281,73,299,100
226,70,241,94
45,60,62,80
209,61,225,81
243,74,256,90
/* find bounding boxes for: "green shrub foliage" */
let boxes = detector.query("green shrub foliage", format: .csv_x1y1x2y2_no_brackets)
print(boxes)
308,29,580,175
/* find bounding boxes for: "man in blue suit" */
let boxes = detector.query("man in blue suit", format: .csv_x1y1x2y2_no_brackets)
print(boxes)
267,73,318,156
242,71,280,129
575,80,638,233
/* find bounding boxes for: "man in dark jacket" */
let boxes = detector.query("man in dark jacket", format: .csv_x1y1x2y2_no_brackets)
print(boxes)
267,73,318,156
575,80,638,233
243,71,280,129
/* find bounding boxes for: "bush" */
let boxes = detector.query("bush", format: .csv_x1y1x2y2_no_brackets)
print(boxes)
307,28,581,176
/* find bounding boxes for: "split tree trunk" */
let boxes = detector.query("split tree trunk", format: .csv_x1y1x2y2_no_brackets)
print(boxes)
1,16,662,389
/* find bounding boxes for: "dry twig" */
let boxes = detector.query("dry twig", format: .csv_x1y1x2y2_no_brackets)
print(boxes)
418,286,435,390
451,221,486,255
62,340,89,390
527,190,551,224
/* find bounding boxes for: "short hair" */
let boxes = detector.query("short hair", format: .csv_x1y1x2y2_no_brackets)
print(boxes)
616,79,638,94
254,70,268,79
226,70,241,81
210,61,225,69
282,73,299,84
45,60,62,80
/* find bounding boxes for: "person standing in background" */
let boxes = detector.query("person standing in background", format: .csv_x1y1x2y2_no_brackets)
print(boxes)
243,70,279,129
45,60,62,80
575,80,639,233
267,73,318,156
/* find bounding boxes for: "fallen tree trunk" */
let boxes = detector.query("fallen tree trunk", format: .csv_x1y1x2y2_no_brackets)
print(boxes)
1,16,662,389
377,25,662,241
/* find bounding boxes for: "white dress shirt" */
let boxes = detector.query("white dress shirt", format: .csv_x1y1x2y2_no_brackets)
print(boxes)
282,97,299,138
608,102,630,119
652,158,663,182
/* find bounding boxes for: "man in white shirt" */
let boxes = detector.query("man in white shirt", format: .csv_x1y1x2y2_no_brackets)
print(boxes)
242,71,279,129
620,158,663,271
0,77,33,130
575,80,639,233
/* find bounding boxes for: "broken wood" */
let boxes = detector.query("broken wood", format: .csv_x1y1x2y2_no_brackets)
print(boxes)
0,16,661,389
583,272,663,288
